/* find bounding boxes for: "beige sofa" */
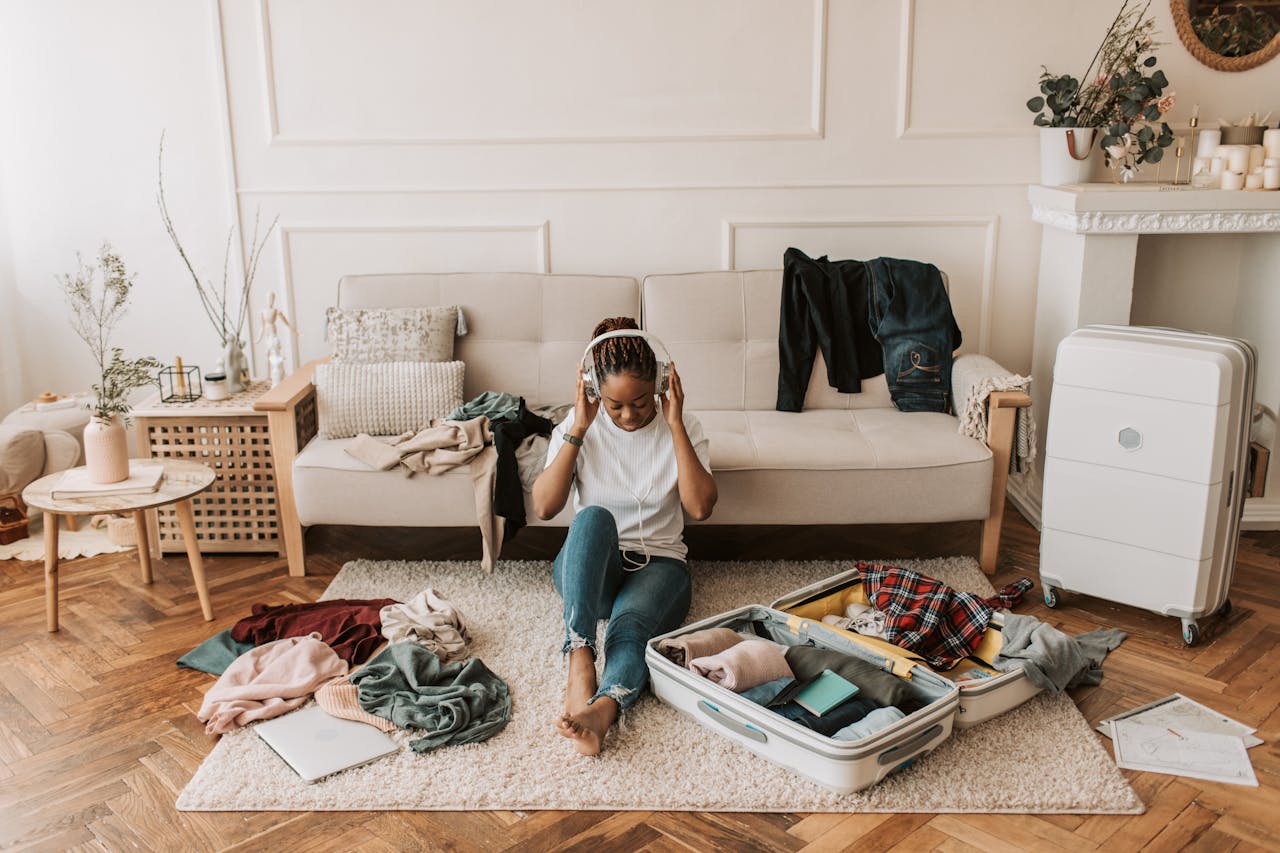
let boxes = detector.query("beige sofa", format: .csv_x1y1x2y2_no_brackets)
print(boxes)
257,272,1029,577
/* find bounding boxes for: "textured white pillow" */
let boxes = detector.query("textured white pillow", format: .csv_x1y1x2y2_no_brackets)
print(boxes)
315,361,465,439
326,306,463,362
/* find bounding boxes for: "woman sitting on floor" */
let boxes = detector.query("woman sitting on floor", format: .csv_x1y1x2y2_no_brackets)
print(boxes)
532,316,718,756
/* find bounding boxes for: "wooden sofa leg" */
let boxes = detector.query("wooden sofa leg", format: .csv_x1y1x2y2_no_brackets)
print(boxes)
267,409,308,577
979,400,1018,576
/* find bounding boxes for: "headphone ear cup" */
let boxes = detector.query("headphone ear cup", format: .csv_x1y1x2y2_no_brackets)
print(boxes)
657,362,670,395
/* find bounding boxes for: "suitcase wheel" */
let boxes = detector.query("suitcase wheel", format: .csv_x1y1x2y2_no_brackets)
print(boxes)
1181,620,1200,647
1043,586,1060,609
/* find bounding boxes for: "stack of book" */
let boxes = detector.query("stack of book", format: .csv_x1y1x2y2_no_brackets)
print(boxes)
51,462,165,501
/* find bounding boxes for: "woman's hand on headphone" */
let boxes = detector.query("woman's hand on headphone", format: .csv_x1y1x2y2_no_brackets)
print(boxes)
574,366,600,433
661,361,684,428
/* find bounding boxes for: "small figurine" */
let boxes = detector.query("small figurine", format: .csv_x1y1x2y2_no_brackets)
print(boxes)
255,292,293,388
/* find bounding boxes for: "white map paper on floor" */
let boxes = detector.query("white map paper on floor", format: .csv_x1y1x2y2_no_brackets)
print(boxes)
1110,720,1258,787
1096,693,1263,748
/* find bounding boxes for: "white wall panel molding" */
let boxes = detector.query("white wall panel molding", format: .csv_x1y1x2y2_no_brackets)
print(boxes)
723,216,999,355
277,221,551,363
257,0,827,146
896,0,1034,141
235,179,1032,195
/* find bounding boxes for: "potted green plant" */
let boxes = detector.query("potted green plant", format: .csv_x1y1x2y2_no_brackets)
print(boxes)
61,244,161,483
1028,0,1176,184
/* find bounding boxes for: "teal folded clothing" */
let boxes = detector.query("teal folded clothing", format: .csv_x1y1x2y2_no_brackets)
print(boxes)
177,629,256,676
351,643,511,753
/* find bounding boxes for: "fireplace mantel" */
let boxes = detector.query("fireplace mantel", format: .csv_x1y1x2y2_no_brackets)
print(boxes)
1029,184,1280,234
1016,184,1280,531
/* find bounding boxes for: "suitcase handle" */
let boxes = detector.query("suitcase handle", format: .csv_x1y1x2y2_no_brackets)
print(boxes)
876,724,943,766
697,699,768,744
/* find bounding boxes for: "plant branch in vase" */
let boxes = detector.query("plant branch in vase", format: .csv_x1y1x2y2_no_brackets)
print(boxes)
60,244,161,483
1027,0,1175,184
157,132,277,392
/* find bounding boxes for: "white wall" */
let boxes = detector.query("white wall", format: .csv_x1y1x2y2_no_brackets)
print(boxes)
3,0,1279,415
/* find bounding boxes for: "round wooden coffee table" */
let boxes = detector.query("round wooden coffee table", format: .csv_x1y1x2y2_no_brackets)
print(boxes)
23,459,217,632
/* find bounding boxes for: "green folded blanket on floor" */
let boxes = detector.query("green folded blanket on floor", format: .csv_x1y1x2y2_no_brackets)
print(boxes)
351,643,511,752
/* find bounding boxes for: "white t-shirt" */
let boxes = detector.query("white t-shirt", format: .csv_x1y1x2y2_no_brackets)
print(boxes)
545,409,712,562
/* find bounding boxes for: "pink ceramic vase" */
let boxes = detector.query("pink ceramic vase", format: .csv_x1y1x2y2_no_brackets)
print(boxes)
84,415,129,484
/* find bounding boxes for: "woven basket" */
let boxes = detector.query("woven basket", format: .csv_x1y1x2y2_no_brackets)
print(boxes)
0,494,29,545
106,514,138,547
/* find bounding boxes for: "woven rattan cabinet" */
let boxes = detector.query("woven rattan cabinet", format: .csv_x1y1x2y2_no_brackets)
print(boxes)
133,382,283,557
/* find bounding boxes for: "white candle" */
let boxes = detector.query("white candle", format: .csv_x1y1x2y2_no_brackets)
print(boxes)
1222,170,1245,190
1265,165,1280,190
1227,146,1252,173
1196,130,1222,159
1211,156,1226,175
1245,172,1264,189
1266,157,1280,168
1263,128,1280,155
1215,144,1229,159
1193,156,1211,175
1248,145,1266,172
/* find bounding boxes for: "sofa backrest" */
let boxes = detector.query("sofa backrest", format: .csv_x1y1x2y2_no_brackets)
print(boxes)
641,270,896,411
337,273,640,405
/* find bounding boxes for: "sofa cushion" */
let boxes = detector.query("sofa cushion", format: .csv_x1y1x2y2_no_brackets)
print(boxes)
690,409,992,523
293,437,573,528
642,271,896,412
315,361,465,439
0,425,45,494
326,306,463,362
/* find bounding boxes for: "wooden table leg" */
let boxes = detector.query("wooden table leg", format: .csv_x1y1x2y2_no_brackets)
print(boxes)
134,509,152,584
174,499,214,621
64,515,79,532
44,512,59,632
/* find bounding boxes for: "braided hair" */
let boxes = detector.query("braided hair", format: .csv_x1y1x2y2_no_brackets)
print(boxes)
590,317,657,385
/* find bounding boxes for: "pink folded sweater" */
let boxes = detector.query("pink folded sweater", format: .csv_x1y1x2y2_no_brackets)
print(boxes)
198,633,348,735
688,640,793,692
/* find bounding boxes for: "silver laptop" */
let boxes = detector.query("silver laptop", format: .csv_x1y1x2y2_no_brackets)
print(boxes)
254,706,399,784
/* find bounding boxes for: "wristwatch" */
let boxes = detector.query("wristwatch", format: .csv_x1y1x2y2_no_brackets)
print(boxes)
563,433,584,447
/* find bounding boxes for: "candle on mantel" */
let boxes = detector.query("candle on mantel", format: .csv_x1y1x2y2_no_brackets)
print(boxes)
1245,172,1265,190
1264,165,1280,190
1222,170,1246,191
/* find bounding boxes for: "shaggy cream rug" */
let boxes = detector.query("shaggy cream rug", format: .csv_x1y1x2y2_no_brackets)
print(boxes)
176,557,1143,814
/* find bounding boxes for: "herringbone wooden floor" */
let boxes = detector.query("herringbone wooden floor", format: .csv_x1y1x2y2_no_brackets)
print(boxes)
0,507,1277,852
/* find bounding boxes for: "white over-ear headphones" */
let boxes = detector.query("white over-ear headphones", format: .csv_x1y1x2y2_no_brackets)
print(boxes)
580,330,673,402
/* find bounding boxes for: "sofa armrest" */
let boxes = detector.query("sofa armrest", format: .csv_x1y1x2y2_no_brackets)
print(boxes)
952,354,1028,419
254,358,326,577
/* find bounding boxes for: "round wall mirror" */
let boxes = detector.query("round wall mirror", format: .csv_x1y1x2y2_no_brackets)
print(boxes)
1171,0,1280,70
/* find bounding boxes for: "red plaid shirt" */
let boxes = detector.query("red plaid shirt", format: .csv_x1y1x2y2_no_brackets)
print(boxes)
857,562,1032,670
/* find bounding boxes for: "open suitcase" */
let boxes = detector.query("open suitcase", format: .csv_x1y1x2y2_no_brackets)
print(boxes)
771,570,1042,728
646,603,959,795
1040,325,1256,646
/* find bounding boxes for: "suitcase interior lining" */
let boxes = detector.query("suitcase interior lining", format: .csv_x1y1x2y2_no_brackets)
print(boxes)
712,607,955,713
779,580,1005,681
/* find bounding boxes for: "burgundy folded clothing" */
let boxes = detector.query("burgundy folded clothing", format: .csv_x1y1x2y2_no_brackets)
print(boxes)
230,598,399,665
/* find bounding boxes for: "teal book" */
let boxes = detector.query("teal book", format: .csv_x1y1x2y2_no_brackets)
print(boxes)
793,669,861,716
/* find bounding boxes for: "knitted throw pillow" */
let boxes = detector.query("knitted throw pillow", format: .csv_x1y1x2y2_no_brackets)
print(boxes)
315,361,465,439
326,306,463,362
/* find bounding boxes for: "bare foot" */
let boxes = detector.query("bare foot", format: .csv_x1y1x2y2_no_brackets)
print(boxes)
556,698,618,756
564,646,597,714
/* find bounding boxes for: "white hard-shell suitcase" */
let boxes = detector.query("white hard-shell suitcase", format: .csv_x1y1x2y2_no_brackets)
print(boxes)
646,604,959,795
1039,325,1256,645
771,571,1042,728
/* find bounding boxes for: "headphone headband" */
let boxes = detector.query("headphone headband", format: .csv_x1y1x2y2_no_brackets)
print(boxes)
580,329,672,400
580,329,672,368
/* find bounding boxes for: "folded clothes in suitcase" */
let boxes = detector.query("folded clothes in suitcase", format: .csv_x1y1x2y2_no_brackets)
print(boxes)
646,604,959,795
772,569,1042,728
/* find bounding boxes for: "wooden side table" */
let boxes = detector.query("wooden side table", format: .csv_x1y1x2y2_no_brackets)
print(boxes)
23,459,217,631
133,382,284,557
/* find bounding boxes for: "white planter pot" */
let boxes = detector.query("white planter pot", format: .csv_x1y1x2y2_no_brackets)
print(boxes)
1040,127,1099,186
84,415,129,484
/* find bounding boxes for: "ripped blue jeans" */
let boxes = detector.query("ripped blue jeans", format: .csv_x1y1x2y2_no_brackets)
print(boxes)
552,506,692,712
